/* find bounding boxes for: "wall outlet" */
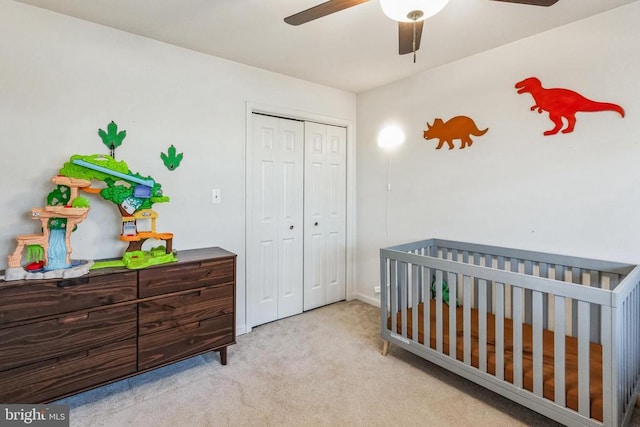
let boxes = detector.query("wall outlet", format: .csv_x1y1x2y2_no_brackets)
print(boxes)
212,189,221,204
374,286,381,294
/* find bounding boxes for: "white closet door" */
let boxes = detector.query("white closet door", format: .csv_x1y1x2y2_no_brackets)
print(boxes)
249,114,304,326
303,122,347,310
324,124,347,305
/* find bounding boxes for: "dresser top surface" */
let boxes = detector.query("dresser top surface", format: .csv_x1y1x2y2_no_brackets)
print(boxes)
0,247,236,289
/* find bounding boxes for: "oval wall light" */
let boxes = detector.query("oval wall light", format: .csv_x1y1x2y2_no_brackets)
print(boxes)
377,126,406,150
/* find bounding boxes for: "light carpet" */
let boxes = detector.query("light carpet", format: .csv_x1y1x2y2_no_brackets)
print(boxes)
58,300,639,426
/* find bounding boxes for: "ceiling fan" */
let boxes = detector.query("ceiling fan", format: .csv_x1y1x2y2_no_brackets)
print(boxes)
284,0,559,62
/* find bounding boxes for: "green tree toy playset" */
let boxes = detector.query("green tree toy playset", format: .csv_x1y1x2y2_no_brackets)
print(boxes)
4,122,178,281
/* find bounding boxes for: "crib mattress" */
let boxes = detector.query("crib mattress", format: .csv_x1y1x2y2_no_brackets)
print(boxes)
389,300,603,422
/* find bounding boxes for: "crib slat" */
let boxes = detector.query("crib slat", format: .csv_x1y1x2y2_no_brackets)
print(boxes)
411,264,419,343
571,267,582,337
524,260,533,325
554,295,566,408
630,288,638,406
510,257,520,321
589,271,601,344
624,298,630,406
631,291,636,403
485,255,493,313
435,270,443,353
423,267,431,348
555,265,572,336
495,282,505,380
635,287,640,403
381,256,388,337
390,260,398,335
512,286,523,389
463,275,472,365
631,291,636,402
532,290,543,397
538,263,550,329
473,252,480,307
448,272,457,359
479,279,487,373
635,287,640,401
632,289,637,410
578,300,590,418
400,262,408,339
601,304,613,426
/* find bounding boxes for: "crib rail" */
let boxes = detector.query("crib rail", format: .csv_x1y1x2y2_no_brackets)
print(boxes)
381,239,640,427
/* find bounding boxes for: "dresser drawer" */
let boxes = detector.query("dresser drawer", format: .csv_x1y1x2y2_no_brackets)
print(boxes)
138,314,234,370
0,305,136,372
0,271,137,324
0,338,136,403
139,257,235,298
139,285,234,336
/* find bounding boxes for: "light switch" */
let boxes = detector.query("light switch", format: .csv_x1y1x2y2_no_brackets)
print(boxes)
212,189,221,204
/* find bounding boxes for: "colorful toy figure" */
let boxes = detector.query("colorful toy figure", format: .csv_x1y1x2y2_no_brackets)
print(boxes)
5,176,93,280
4,124,177,281
60,154,176,269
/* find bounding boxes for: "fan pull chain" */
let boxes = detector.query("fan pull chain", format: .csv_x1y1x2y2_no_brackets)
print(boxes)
407,10,423,64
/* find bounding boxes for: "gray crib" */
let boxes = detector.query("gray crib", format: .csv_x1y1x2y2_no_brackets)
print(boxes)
380,239,640,426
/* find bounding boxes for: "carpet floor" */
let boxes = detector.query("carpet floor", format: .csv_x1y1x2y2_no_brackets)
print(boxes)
58,300,639,426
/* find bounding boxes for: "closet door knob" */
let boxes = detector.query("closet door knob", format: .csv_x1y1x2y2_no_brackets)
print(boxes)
290,225,294,230
314,222,319,226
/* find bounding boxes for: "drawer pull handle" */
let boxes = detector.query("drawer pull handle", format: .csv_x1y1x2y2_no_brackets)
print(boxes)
58,313,89,324
57,277,90,288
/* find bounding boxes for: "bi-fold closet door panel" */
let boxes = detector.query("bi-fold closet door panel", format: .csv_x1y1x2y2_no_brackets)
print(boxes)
303,122,347,311
249,114,346,328
249,114,304,327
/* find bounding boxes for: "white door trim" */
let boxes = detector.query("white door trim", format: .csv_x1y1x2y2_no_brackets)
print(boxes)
245,102,356,333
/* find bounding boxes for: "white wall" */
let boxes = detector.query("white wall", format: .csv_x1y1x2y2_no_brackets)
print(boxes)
355,3,640,305
0,0,356,333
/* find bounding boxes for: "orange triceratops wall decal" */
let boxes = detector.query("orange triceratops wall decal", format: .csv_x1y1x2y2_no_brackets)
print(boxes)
423,116,488,150
515,77,625,136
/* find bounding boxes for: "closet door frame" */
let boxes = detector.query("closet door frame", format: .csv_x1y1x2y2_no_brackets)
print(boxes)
245,102,355,333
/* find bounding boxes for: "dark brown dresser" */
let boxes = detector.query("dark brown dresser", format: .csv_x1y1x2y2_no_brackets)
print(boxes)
0,247,236,403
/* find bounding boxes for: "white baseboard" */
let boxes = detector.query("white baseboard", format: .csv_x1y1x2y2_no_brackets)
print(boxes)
236,324,248,336
351,292,380,307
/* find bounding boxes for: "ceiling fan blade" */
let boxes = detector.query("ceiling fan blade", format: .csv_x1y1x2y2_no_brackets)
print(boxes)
284,0,369,26
399,21,424,55
491,0,559,6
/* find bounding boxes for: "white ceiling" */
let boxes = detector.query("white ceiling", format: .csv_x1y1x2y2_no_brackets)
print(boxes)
12,0,637,93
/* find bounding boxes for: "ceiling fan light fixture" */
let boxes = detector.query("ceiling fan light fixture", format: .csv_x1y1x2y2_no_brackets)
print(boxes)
380,0,449,22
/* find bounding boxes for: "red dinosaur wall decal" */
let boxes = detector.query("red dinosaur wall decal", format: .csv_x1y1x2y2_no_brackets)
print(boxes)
423,116,488,150
515,77,625,136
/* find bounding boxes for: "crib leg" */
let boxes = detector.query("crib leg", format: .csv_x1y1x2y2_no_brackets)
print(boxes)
382,340,390,356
